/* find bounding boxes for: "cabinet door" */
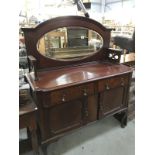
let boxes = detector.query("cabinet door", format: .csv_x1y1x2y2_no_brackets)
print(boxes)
47,95,97,137
99,87,125,117
49,99,83,136
98,75,129,118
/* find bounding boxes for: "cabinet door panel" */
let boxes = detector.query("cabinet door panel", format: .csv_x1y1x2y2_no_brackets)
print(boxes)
99,87,124,116
49,100,83,135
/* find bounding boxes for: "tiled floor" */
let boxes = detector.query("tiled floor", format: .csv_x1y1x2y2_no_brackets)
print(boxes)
21,116,135,155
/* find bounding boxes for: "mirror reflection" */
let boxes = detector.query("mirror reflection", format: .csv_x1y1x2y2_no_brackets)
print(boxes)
37,27,103,60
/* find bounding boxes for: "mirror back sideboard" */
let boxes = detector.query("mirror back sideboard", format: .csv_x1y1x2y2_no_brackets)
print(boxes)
22,16,133,155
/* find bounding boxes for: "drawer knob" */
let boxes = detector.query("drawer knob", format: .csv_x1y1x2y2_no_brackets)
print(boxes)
62,94,66,102
105,84,110,90
83,88,87,96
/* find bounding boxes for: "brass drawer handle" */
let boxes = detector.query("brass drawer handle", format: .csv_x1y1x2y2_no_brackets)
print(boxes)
83,88,87,96
105,83,110,90
62,94,66,102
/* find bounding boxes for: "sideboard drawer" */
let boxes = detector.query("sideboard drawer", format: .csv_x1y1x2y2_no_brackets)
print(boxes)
44,82,95,107
98,74,129,92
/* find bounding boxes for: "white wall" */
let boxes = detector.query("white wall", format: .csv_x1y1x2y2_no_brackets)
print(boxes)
104,0,135,24
19,0,135,24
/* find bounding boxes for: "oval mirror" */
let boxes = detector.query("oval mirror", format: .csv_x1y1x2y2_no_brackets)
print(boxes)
37,26,103,61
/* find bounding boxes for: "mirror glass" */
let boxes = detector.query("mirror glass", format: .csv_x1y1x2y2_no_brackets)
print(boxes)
37,26,103,61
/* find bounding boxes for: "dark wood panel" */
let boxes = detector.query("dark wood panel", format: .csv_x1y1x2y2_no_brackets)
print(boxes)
26,62,132,92
87,95,98,123
42,82,95,108
98,74,129,92
99,87,124,117
49,100,83,135
19,113,35,129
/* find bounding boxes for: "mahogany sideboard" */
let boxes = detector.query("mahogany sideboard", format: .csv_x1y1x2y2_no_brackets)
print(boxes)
22,16,133,155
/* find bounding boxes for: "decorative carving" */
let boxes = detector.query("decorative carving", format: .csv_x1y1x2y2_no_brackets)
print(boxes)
82,98,89,125
99,101,103,115
121,78,125,86
105,48,122,63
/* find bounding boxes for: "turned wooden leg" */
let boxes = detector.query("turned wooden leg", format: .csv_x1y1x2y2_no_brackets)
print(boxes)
114,111,128,128
42,144,48,155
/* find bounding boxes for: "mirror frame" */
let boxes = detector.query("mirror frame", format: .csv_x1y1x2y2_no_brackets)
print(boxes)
22,16,112,70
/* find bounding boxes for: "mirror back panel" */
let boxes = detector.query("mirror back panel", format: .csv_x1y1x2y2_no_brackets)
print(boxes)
22,16,112,70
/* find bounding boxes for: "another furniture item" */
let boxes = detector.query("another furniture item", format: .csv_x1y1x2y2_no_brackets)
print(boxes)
112,31,135,54
22,16,133,155
120,53,135,67
19,96,39,155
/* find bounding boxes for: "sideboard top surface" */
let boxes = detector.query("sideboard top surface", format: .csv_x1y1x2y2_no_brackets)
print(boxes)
26,62,133,92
